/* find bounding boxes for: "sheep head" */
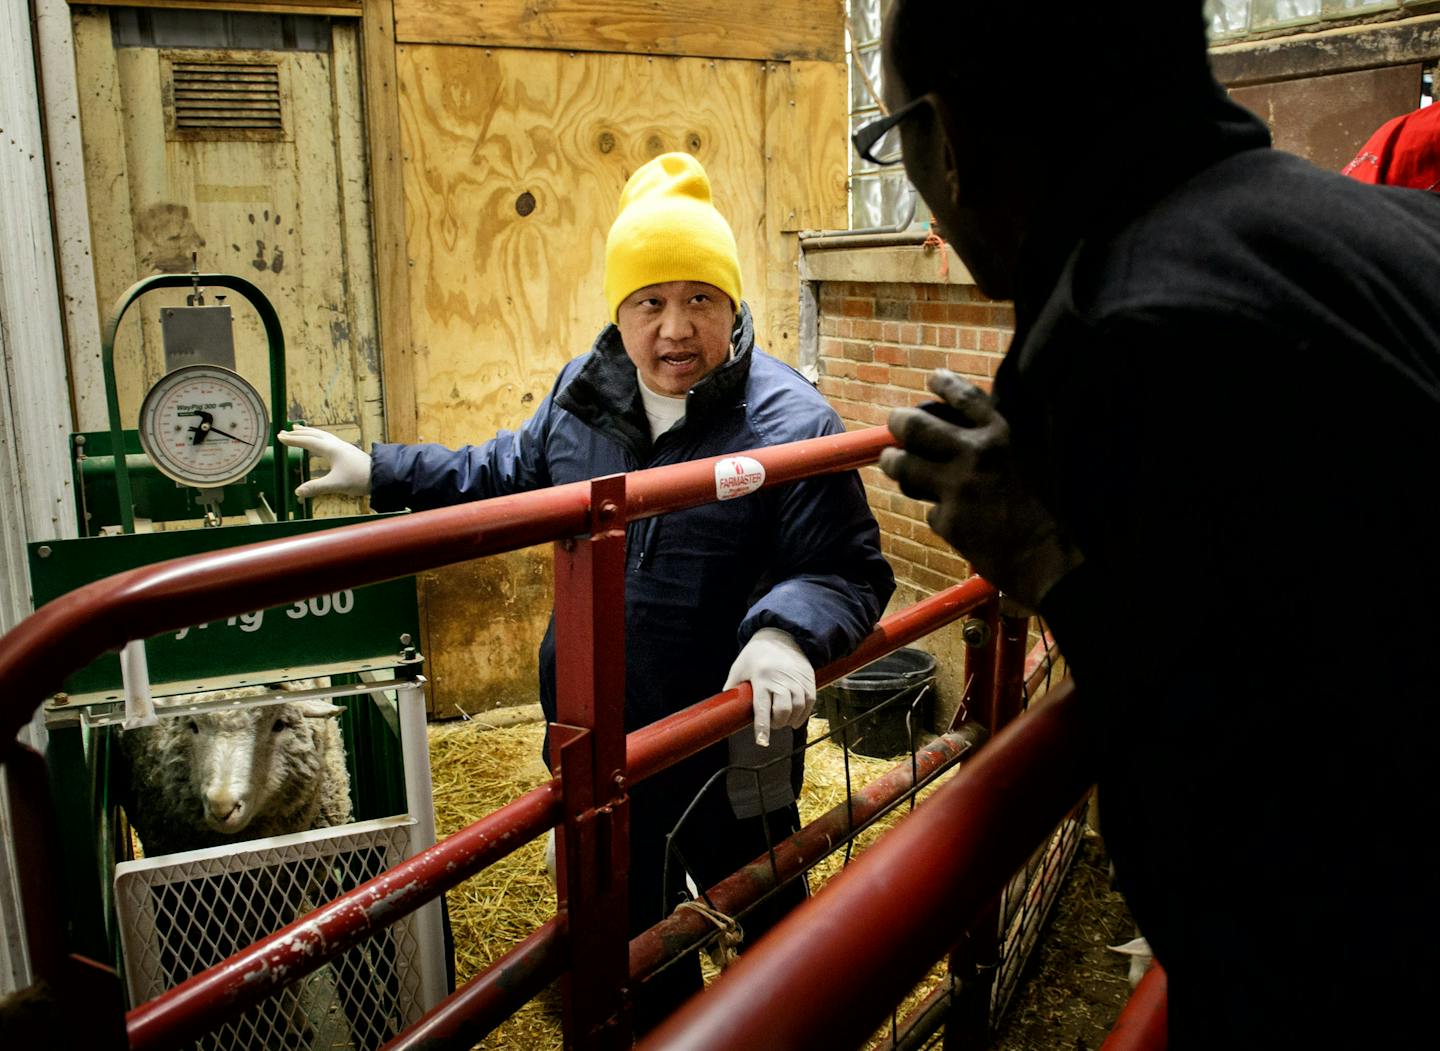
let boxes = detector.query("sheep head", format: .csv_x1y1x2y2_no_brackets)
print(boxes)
134,676,342,840
165,683,342,838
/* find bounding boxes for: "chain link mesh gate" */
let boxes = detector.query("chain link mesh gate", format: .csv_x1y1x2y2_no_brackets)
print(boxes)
116,817,429,1050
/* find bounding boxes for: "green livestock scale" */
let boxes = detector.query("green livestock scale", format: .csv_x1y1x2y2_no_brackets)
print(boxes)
26,270,448,1048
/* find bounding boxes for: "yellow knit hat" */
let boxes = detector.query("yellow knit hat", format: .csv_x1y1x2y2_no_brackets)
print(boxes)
604,152,742,321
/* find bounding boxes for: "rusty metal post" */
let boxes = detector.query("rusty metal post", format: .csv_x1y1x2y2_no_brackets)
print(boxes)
945,595,1012,1049
954,596,999,733
549,474,631,1050
990,602,1032,735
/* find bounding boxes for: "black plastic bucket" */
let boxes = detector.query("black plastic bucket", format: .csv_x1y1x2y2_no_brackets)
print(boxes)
827,648,937,758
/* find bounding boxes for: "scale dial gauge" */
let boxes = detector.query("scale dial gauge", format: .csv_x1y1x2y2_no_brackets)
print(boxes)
138,364,269,488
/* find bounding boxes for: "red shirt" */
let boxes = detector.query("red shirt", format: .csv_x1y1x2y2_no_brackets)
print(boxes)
1341,102,1440,192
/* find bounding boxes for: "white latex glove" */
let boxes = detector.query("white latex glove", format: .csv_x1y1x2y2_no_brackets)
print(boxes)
724,627,816,747
277,425,372,500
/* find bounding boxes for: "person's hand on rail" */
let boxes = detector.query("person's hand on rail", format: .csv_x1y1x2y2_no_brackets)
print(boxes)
880,370,1082,611
278,425,373,500
725,628,816,747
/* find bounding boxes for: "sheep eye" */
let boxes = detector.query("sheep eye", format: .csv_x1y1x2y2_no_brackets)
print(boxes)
271,718,286,733
187,720,199,734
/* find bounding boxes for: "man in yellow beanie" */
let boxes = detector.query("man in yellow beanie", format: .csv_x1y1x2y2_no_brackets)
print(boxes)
280,152,893,1029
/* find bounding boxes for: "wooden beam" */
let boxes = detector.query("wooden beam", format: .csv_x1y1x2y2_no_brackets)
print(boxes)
361,0,417,443
66,0,362,15
394,0,844,63
761,59,847,366
1210,13,1440,87
330,23,387,455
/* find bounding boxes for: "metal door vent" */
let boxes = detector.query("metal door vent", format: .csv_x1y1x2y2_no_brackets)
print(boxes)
167,60,285,141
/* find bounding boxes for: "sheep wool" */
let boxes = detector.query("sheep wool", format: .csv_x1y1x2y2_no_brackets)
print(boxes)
120,681,352,858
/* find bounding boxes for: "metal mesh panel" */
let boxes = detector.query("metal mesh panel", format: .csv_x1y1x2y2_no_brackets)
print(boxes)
992,805,1088,1024
115,817,425,1051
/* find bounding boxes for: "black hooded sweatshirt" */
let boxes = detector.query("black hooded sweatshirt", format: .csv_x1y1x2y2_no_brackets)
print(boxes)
1001,74,1440,1048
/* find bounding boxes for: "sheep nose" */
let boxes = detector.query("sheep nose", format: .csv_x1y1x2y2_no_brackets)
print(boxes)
207,795,243,825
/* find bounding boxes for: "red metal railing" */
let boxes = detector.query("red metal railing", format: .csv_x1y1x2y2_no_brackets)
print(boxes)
1101,964,1169,1051
0,427,893,736
120,579,999,1051
380,609,997,1051
636,678,1093,1051
0,423,1167,1050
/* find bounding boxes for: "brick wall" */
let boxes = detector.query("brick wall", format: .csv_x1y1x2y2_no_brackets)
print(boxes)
816,279,1016,596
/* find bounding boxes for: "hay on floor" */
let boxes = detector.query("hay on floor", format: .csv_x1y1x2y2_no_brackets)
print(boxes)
428,718,561,1050
428,715,966,1049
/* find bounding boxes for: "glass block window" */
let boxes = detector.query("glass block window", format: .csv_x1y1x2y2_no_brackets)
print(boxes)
848,1,1430,226
1207,0,1419,40
847,0,919,230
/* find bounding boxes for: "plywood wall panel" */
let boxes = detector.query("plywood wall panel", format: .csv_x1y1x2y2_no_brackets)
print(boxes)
397,44,768,447
395,0,844,62
760,59,848,366
398,44,777,713
766,60,849,234
419,550,555,719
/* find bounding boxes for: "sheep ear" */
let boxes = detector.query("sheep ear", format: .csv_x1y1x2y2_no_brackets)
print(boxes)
298,701,345,719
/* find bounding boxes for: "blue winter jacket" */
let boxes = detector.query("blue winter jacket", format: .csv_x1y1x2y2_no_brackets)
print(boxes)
370,305,893,800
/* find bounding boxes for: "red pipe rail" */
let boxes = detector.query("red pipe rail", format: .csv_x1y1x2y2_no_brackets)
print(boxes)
628,723,988,985
627,577,995,783
384,716,991,1051
1099,964,1168,1051
0,420,1165,1049
635,678,1094,1051
0,427,896,745
0,427,892,1047
126,580,997,1050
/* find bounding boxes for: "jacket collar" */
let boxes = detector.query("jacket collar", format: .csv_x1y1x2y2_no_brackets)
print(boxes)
556,302,756,458
1012,80,1272,328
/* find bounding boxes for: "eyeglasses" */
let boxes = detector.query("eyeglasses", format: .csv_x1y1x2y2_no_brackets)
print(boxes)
851,93,933,167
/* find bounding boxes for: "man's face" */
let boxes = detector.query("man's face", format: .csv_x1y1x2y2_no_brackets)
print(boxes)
616,281,735,396
882,34,1021,300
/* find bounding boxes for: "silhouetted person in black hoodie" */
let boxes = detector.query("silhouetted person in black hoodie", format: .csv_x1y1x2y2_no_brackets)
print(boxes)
877,2,1440,1045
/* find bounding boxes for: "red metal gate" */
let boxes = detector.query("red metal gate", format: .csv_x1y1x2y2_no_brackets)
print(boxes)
0,425,1165,1049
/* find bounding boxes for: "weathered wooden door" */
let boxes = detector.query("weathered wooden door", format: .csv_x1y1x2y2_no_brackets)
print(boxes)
72,9,383,516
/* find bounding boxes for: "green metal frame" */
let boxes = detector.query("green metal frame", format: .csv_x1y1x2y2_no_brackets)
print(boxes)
71,429,305,536
100,272,296,533
36,272,434,1003
28,517,420,699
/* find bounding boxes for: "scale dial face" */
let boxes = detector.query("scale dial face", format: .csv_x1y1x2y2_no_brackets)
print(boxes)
138,364,269,488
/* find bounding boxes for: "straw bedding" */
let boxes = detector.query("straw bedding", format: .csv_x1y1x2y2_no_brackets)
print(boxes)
427,715,968,1049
